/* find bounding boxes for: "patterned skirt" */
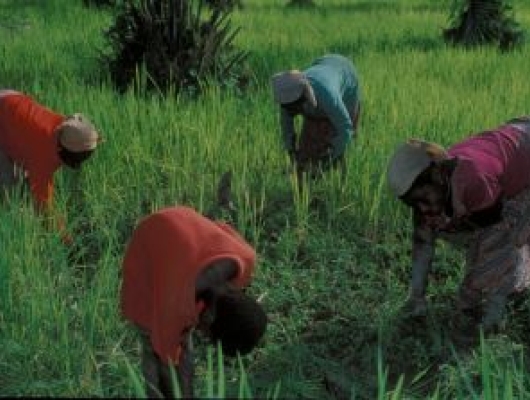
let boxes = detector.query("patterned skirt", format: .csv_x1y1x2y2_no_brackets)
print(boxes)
440,175,530,310
439,117,530,309
296,102,360,171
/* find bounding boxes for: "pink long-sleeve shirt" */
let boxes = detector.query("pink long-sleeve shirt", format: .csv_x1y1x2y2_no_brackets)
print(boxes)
448,124,530,218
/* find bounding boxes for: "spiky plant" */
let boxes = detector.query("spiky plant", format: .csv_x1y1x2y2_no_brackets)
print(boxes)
205,0,243,12
101,0,248,94
443,0,525,51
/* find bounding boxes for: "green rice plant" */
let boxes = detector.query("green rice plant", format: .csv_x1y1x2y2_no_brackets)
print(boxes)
290,171,311,232
376,343,405,400
432,332,530,399
123,343,281,398
3,0,530,398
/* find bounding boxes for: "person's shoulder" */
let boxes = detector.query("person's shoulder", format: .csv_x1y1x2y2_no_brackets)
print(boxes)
451,156,480,179
152,206,214,230
137,207,183,228
153,205,200,218
1,92,32,108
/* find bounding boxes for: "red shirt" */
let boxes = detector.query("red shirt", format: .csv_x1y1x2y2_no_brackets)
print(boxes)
0,93,64,210
448,124,530,217
120,206,256,364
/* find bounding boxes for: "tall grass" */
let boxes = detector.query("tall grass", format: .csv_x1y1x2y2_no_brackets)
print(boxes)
1,0,530,398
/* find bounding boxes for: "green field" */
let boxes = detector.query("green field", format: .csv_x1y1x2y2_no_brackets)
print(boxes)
1,0,530,398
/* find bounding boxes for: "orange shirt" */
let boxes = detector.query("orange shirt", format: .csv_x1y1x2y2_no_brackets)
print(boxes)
120,206,256,364
0,93,64,210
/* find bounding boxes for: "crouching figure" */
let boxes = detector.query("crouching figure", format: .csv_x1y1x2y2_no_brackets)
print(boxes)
387,116,530,333
120,205,267,397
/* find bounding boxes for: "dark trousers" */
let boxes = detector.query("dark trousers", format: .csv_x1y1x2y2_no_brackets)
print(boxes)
139,331,175,398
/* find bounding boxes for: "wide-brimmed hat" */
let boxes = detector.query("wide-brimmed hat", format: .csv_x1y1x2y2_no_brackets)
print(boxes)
56,113,100,152
387,139,448,197
271,70,317,108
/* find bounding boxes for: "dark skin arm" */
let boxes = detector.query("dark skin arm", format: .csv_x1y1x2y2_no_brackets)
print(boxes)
281,96,307,165
402,209,436,317
162,259,239,398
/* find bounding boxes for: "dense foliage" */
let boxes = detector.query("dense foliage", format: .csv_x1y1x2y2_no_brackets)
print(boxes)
205,0,243,11
101,0,248,94
444,0,525,50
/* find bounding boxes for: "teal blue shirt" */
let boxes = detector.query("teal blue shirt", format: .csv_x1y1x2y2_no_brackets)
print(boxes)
280,54,361,159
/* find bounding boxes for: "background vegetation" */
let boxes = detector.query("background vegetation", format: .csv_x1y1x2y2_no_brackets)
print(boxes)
1,0,529,398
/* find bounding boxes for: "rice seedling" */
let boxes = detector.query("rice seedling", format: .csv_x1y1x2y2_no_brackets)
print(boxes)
1,0,530,398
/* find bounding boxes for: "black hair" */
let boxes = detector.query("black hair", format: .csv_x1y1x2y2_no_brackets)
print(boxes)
399,162,436,201
412,162,436,188
58,147,94,169
208,287,267,357
281,96,305,115
282,96,304,108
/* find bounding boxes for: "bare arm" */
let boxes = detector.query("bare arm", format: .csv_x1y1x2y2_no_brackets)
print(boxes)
30,171,73,245
403,210,436,317
410,210,435,298
280,108,297,153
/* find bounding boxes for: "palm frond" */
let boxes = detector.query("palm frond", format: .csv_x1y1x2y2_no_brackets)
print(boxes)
443,0,525,51
100,0,249,94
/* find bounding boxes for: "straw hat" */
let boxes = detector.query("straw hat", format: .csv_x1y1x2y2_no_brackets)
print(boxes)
387,139,448,197
56,113,100,152
271,70,317,108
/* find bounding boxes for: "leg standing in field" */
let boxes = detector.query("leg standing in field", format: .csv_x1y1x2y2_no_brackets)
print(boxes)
140,330,167,398
140,329,194,398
